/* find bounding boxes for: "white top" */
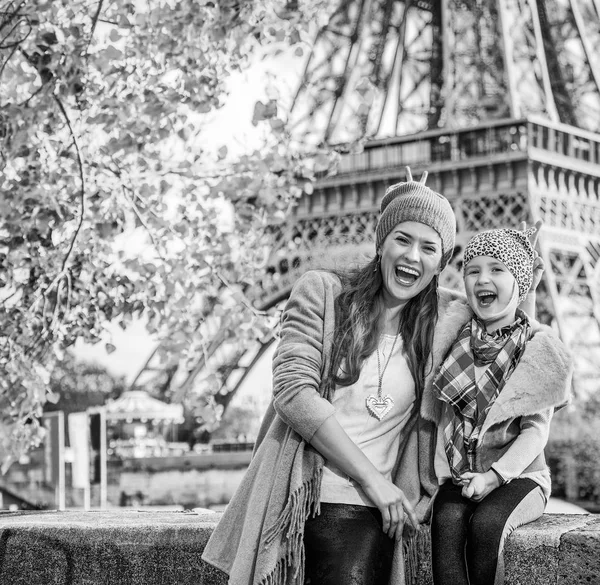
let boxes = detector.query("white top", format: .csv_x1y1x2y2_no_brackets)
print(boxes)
320,334,416,506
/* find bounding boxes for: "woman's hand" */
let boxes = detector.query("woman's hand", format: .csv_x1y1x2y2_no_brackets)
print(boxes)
310,417,419,540
360,473,419,540
519,219,544,294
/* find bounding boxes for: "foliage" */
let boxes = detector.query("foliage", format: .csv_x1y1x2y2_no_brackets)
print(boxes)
209,404,261,441
547,438,600,510
0,0,337,468
547,407,600,511
45,356,126,415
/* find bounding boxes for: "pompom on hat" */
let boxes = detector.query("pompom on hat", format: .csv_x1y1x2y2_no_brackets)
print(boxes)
375,167,456,269
463,227,537,303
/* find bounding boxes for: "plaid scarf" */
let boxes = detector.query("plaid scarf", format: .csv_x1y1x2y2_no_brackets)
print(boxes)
434,312,531,482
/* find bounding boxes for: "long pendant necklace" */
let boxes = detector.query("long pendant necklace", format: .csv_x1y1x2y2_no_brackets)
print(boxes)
365,327,400,421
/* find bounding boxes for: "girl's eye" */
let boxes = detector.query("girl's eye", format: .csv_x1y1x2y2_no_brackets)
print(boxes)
396,236,409,244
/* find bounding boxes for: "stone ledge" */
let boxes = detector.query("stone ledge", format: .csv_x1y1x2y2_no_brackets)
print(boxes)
0,510,598,584
0,509,227,585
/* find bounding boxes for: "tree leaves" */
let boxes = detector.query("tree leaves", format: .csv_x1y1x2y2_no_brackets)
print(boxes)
0,0,336,466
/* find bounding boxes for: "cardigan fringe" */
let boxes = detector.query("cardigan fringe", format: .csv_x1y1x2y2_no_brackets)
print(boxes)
262,467,323,585
403,533,419,585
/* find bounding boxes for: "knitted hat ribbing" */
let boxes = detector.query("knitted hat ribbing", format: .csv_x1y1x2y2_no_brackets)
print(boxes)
463,228,536,302
375,175,456,269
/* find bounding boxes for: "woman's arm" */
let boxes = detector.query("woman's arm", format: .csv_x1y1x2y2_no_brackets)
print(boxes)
518,220,544,319
271,272,336,442
311,416,418,539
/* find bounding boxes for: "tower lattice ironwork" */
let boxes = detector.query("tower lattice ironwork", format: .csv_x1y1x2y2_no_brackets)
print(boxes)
291,0,600,144
141,0,600,406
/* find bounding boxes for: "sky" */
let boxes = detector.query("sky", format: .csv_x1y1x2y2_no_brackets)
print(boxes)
71,45,304,385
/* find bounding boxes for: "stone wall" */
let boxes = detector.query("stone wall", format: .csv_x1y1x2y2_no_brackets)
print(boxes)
0,510,598,584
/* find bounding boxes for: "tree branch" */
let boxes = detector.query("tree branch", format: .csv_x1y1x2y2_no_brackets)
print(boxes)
214,270,267,319
86,0,104,56
120,185,166,262
53,95,86,274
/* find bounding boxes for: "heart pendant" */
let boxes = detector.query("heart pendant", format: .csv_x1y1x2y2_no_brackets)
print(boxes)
365,395,394,421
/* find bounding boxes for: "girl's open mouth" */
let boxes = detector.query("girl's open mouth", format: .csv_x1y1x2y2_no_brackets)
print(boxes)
477,291,497,307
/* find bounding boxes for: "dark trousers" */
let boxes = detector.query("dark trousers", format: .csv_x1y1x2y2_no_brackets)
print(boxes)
304,503,394,585
431,478,541,585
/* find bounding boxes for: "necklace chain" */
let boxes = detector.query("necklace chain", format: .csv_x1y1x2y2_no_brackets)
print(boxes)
376,329,401,398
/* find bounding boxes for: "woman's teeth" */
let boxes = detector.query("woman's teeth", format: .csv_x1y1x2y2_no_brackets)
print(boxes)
395,266,419,284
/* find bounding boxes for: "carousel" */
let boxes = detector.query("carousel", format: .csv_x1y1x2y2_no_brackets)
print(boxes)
104,391,185,459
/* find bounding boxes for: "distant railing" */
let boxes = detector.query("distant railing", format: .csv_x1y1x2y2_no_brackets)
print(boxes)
337,120,528,175
334,117,600,176
210,441,255,453
528,118,600,165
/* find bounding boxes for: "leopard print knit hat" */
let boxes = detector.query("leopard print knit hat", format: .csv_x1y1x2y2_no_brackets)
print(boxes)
463,227,536,303
376,167,456,269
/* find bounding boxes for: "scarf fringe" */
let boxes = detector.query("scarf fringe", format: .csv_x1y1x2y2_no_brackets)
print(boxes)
261,467,323,585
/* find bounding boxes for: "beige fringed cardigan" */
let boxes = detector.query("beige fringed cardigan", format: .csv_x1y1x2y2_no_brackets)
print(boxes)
202,270,472,585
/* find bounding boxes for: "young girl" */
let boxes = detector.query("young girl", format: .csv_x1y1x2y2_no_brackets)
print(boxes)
430,227,573,585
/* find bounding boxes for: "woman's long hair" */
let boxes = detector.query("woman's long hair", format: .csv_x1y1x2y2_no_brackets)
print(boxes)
326,257,440,402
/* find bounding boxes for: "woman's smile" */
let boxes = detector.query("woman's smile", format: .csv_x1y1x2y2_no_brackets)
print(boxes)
394,264,421,286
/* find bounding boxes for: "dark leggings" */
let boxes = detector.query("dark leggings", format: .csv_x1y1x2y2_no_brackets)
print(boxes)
431,478,540,585
304,503,394,585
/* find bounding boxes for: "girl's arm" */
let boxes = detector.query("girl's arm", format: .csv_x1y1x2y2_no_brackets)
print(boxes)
490,409,552,482
461,409,552,501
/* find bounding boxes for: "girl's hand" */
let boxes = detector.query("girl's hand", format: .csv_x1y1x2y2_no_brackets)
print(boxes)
361,473,419,540
459,471,501,501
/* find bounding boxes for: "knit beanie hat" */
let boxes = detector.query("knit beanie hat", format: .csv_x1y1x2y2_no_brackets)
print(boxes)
375,168,456,269
463,227,536,303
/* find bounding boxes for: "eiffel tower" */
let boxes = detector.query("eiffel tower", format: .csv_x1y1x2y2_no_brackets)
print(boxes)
141,0,600,406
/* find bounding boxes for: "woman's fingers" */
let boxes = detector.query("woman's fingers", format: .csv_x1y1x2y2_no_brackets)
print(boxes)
380,504,391,534
388,504,400,538
519,219,543,247
530,219,543,247
402,496,419,531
